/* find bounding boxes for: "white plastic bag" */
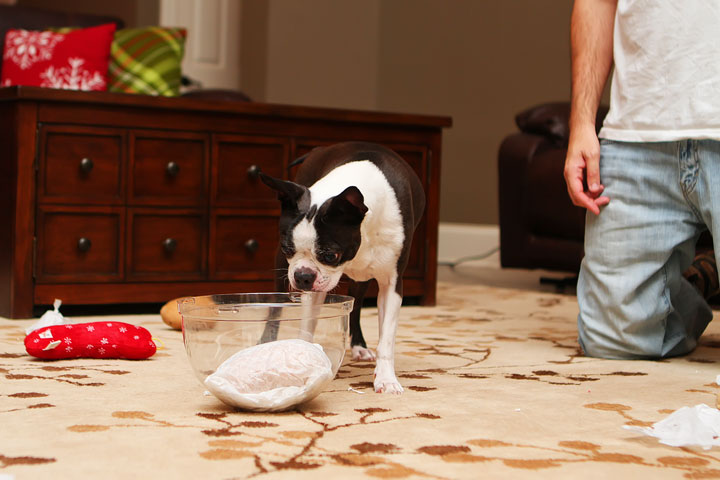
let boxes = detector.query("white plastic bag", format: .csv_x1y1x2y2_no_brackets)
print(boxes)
204,339,334,412
624,404,720,450
26,299,66,335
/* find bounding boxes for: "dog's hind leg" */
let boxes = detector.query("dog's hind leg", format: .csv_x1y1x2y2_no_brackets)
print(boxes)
348,280,375,361
374,275,403,394
259,305,282,344
260,249,289,344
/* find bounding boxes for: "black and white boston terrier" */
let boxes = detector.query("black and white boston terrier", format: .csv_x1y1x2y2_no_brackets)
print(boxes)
260,141,425,394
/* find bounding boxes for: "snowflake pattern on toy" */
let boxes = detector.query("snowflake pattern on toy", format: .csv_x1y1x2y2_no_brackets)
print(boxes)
39,57,106,91
3,29,64,70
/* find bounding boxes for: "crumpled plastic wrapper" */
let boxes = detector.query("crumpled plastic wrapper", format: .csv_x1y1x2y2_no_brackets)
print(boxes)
204,339,334,412
26,299,66,335
624,404,720,450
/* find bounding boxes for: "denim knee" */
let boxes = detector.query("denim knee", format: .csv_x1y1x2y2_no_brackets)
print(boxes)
576,258,674,359
577,315,660,359
577,312,662,359
577,271,712,360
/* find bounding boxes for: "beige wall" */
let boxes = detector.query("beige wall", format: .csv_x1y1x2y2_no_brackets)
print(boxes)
377,1,574,225
246,0,574,225
264,0,381,110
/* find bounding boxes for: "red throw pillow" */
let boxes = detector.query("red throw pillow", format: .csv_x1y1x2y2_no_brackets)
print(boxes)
1,23,115,91
25,322,156,360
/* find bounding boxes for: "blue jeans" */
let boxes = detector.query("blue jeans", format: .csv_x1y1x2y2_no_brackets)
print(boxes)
577,139,719,359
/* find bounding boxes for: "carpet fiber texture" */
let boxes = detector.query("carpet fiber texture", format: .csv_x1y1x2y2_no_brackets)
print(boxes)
3,281,720,479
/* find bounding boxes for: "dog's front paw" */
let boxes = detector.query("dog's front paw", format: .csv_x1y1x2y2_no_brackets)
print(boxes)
374,377,404,394
373,362,403,394
352,345,376,361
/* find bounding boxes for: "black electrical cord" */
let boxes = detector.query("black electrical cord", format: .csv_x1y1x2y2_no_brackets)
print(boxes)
438,246,500,269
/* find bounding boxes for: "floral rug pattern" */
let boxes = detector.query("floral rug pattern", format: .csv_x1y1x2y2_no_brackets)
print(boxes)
3,281,720,479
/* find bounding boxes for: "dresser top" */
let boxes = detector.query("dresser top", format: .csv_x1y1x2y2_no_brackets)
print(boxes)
0,86,452,129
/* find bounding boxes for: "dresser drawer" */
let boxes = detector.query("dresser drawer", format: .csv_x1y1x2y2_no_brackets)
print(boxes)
129,131,208,207
127,209,206,280
209,212,279,280
36,206,124,283
212,135,289,209
38,126,125,205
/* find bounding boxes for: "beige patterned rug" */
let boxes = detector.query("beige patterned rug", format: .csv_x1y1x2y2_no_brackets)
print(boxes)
3,279,720,479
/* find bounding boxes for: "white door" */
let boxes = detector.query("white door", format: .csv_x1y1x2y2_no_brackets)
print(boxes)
159,0,242,90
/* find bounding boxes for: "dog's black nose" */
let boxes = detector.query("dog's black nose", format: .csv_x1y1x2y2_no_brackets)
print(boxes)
294,268,316,291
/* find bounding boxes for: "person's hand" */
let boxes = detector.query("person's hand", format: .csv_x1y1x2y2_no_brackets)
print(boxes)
564,123,610,215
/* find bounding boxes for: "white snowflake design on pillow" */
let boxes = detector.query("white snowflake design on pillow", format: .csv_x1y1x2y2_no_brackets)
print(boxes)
4,29,64,70
40,58,105,91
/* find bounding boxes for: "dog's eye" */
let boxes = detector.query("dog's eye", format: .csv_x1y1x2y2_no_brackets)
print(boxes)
320,252,340,265
280,244,295,257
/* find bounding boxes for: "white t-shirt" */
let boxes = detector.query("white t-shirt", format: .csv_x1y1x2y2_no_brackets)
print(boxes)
599,0,720,142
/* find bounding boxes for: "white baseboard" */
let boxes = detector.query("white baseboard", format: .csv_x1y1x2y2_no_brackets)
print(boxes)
438,222,499,263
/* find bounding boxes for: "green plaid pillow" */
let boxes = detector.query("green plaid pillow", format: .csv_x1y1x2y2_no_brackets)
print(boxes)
108,27,186,97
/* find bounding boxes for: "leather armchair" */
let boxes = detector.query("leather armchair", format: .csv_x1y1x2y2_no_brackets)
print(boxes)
498,102,606,273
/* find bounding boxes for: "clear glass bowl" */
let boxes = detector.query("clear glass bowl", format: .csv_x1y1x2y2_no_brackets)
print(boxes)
179,292,353,411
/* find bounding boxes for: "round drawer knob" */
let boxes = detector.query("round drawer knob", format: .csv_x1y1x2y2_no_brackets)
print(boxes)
247,164,261,178
166,161,180,178
244,238,259,253
163,238,177,253
79,157,94,174
77,237,92,252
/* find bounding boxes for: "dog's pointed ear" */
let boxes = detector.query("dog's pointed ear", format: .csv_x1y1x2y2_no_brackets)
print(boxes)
259,173,308,209
325,186,368,225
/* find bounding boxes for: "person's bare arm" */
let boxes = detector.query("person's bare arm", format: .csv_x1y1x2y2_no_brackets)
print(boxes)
564,0,616,215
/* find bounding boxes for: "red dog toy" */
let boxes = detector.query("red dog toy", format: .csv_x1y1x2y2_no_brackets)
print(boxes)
25,322,156,360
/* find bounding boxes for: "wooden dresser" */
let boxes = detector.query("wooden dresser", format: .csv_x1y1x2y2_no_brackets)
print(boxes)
0,86,451,318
